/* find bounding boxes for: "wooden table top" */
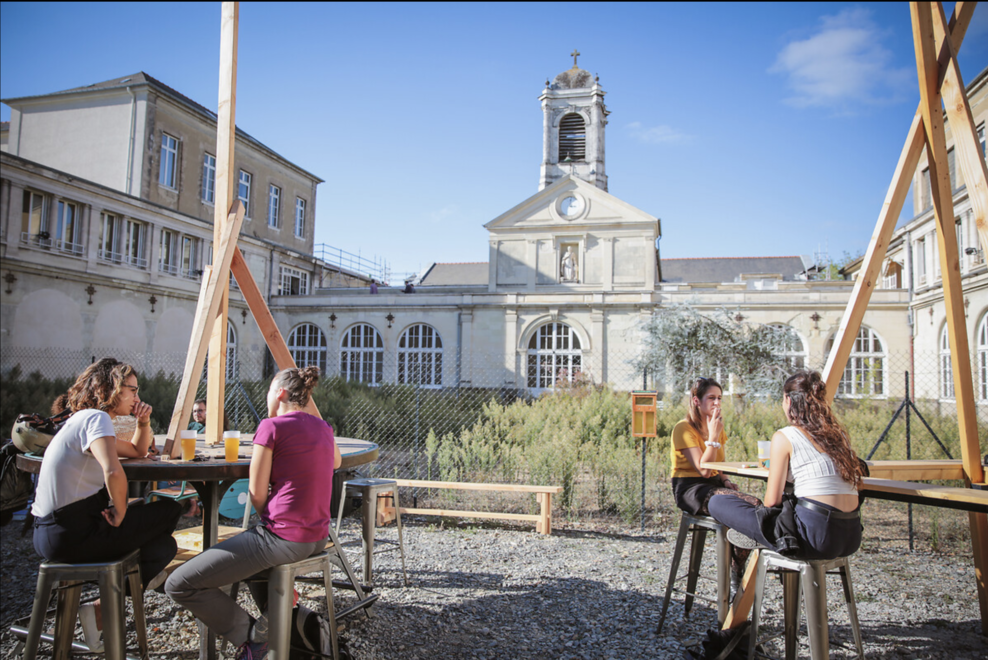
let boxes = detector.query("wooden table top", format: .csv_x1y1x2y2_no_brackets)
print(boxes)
17,435,378,477
703,459,969,481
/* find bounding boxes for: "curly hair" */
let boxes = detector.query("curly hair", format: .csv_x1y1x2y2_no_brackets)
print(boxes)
272,366,320,408
783,370,862,487
686,377,722,439
66,358,139,413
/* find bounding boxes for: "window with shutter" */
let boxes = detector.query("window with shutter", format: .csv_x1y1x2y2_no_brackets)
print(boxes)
558,114,586,161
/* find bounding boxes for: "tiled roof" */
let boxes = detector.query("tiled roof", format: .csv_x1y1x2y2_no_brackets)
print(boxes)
418,263,488,286
661,256,807,283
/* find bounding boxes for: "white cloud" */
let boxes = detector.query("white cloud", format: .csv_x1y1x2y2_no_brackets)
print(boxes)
626,121,690,144
770,8,912,110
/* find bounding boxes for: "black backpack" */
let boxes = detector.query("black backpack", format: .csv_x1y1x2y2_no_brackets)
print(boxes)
0,440,35,527
290,604,352,660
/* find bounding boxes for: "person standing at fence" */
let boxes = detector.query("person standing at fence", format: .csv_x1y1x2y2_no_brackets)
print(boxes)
166,366,342,659
32,358,182,651
708,370,864,560
669,377,759,587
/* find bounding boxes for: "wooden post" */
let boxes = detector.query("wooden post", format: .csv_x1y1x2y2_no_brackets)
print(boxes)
911,1,986,634
206,1,239,445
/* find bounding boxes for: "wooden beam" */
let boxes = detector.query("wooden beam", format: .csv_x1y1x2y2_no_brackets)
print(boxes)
231,248,295,369
165,203,245,456
207,1,239,445
821,2,974,402
228,247,322,420
931,2,988,288
722,549,759,629
912,1,982,486
163,265,212,455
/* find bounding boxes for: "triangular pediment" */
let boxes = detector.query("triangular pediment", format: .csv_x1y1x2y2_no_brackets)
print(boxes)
484,175,659,235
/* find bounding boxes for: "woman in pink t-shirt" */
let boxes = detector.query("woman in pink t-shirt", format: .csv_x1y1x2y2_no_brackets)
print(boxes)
167,366,341,660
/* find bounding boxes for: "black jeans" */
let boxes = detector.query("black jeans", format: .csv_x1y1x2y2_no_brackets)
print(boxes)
708,494,862,560
34,489,182,590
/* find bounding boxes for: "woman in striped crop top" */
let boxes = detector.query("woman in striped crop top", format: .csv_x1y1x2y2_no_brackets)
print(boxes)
708,370,864,560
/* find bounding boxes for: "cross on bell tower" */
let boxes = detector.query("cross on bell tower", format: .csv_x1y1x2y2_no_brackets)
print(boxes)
539,52,608,191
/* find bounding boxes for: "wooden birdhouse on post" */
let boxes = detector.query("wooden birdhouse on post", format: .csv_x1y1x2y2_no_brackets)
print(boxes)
631,391,658,438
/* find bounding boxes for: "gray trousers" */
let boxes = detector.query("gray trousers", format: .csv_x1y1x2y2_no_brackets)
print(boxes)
165,525,325,646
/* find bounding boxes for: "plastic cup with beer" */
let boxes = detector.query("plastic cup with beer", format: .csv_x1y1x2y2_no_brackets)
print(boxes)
224,430,241,462
757,440,772,469
180,430,197,461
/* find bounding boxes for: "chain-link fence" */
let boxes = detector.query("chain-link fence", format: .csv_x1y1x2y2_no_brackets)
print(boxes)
3,344,986,530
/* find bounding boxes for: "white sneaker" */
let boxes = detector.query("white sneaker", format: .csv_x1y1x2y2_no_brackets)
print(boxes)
78,603,104,653
146,569,168,592
727,528,759,550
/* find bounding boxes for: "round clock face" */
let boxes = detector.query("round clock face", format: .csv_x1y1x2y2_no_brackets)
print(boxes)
560,195,583,217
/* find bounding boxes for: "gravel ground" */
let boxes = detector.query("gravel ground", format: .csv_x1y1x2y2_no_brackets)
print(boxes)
1,503,985,660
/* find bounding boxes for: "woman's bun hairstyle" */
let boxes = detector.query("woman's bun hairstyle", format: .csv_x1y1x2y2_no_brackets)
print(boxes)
273,366,320,407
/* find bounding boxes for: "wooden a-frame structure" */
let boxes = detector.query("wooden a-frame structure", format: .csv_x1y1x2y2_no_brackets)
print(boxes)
821,1,988,633
161,1,321,460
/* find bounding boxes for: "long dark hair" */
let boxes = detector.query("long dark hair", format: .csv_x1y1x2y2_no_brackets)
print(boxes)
686,377,722,439
783,370,862,486
272,366,320,408
66,357,138,413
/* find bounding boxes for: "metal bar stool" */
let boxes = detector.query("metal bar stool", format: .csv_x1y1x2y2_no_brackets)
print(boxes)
335,477,408,585
657,512,731,633
20,549,148,660
266,552,338,660
748,550,865,660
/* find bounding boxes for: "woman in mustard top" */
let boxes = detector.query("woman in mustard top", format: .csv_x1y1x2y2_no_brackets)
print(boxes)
670,378,760,582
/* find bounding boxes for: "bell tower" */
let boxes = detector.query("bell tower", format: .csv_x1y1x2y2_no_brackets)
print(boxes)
539,50,608,191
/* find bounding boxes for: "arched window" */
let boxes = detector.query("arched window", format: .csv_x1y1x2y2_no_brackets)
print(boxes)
398,324,443,387
940,324,954,400
558,113,586,161
527,322,582,392
825,326,886,397
341,323,383,384
977,312,988,402
226,320,238,380
288,323,327,371
764,324,806,371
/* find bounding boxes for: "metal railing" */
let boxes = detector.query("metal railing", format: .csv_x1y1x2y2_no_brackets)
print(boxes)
313,243,389,284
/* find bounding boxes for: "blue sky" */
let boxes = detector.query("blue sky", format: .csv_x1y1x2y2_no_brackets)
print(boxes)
2,2,987,278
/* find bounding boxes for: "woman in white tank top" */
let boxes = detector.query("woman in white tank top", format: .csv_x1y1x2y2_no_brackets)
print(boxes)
709,370,864,560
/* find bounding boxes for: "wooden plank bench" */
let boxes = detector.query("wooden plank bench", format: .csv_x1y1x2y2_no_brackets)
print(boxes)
163,525,245,575
387,479,564,535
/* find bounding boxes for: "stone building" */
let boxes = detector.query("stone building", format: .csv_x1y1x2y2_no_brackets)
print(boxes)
843,66,988,403
0,72,367,378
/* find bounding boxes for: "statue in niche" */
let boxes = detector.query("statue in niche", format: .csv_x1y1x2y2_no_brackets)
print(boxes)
560,246,578,282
